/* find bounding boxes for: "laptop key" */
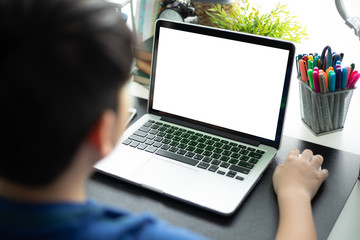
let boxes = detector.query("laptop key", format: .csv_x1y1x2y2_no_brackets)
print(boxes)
208,165,219,172
226,171,237,178
145,139,154,145
161,144,170,150
169,147,178,152
146,134,155,140
240,155,250,161
222,145,231,150
189,135,198,141
178,144,187,149
173,136,181,141
129,135,146,143
220,162,230,168
137,143,147,150
170,141,179,147
139,126,150,132
158,126,167,132
238,161,254,169
230,147,240,152
154,136,163,142
129,141,140,148
181,133,190,138
248,152,262,159
229,158,239,165
222,150,231,156
145,146,157,153
214,142,223,148
180,139,190,144
229,165,250,174
205,145,214,151
235,176,244,181
247,147,256,152
240,149,249,155
203,151,212,157
197,143,206,149
149,129,158,135
249,158,259,164
155,149,198,166
220,156,229,162
202,157,212,163
197,162,210,169
150,124,160,129
238,144,246,149
213,148,223,154
194,148,204,154
185,152,195,158
122,139,132,145
211,160,221,166
143,122,152,127
177,149,186,155
157,132,166,137
185,146,195,151
153,142,162,148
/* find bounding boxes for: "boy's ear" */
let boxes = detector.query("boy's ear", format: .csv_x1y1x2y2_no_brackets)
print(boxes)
88,110,116,158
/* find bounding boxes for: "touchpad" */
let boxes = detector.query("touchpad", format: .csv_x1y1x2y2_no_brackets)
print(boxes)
132,157,198,193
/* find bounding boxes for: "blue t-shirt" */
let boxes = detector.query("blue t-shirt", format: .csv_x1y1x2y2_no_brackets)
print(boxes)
0,196,207,240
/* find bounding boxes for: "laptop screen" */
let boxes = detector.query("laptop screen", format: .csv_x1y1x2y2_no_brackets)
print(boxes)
150,21,294,147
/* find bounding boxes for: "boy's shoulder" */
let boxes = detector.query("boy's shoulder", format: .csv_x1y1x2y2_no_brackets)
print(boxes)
0,196,207,240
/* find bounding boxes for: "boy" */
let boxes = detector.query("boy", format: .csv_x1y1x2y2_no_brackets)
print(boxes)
0,0,328,239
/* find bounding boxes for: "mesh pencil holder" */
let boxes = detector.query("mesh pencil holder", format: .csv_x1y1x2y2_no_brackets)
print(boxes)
298,78,355,136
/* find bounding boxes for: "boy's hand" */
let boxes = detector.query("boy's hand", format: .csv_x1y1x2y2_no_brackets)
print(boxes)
273,149,329,201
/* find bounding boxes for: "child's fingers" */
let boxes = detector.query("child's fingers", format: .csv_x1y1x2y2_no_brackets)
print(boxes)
319,169,329,181
300,149,313,162
311,154,324,169
286,148,300,160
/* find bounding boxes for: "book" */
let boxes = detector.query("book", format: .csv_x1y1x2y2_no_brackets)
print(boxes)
135,0,145,41
135,58,151,76
135,0,160,41
143,0,160,39
134,37,153,61
133,68,150,86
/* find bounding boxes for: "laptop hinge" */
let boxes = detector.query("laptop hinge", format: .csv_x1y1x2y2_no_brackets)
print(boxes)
161,116,261,147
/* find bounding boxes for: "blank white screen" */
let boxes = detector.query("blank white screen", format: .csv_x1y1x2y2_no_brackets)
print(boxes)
152,27,289,141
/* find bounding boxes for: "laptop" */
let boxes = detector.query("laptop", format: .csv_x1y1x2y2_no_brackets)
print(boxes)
95,20,295,215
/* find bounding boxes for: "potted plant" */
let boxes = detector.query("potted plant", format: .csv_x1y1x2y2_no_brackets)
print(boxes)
206,0,307,43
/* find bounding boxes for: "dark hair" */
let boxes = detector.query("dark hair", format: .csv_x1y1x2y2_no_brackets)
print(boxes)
0,0,133,186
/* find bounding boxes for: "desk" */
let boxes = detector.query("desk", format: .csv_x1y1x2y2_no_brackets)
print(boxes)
103,0,360,237
87,78,360,239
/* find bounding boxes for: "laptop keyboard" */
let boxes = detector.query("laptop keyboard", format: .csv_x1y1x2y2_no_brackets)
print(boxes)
122,120,265,181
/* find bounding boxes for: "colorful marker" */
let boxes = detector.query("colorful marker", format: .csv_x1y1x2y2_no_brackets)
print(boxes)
341,67,347,89
308,69,314,90
313,71,320,93
329,71,336,92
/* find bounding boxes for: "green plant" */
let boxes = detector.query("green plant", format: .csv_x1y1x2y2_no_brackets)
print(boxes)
206,0,307,43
